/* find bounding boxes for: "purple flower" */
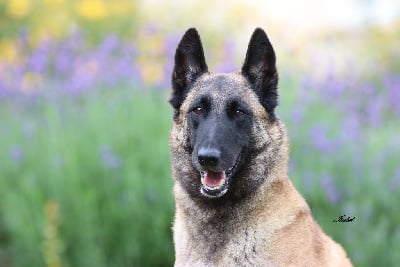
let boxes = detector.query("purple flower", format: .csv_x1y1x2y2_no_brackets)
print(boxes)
388,167,400,191
320,174,341,204
340,115,360,139
107,44,140,85
99,145,122,170
325,74,345,99
142,23,159,36
383,74,400,115
366,95,384,127
298,76,315,104
215,61,237,73
291,106,304,125
28,39,51,73
9,145,24,163
55,48,73,75
98,35,120,55
215,39,237,73
309,124,337,153
360,82,375,98
161,34,181,87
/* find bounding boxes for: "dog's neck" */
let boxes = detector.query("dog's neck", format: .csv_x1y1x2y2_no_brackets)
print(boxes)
173,172,305,261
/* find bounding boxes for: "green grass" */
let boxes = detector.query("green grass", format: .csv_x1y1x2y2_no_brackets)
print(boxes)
0,82,399,266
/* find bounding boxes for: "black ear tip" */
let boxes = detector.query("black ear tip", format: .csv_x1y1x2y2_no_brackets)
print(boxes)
186,27,198,34
251,27,269,41
254,27,265,33
182,28,200,40
177,28,203,51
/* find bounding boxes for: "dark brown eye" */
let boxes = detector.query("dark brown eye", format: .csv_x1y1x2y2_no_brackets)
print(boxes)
234,109,245,118
193,107,204,115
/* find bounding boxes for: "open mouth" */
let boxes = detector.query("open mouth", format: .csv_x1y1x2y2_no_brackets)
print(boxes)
200,154,241,198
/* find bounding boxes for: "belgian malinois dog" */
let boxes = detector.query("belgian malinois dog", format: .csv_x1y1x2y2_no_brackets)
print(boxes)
169,27,353,266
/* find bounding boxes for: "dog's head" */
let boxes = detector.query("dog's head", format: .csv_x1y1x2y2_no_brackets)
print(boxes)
169,28,286,202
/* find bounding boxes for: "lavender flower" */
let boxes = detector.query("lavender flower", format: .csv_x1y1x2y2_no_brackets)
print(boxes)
366,94,384,127
161,34,181,88
383,74,400,115
55,47,73,75
28,39,51,73
309,124,337,154
99,145,122,170
9,145,24,163
215,39,237,73
291,106,304,125
320,174,341,204
325,72,346,99
340,115,361,140
388,167,400,191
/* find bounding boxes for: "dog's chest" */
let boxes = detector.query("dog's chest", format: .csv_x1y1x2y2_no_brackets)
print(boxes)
216,225,272,266
175,222,274,267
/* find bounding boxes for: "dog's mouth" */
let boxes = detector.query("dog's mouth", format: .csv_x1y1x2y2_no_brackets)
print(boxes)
200,154,241,198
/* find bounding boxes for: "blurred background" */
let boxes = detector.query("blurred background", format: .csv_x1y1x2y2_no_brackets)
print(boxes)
0,0,399,266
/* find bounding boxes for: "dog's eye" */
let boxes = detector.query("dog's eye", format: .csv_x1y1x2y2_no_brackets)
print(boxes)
193,107,204,115
234,109,245,118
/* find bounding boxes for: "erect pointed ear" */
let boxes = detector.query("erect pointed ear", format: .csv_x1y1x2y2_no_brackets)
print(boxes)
170,28,208,118
241,28,278,121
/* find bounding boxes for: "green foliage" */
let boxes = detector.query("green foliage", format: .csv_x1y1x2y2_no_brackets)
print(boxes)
0,87,174,267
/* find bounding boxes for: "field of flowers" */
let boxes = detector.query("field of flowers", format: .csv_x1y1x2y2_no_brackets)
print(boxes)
1,1,399,267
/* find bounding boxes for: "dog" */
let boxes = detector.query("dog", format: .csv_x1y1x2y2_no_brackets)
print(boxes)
169,27,353,267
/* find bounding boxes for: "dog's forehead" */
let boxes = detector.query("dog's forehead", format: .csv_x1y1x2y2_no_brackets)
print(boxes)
187,73,258,104
181,73,267,118
194,73,248,96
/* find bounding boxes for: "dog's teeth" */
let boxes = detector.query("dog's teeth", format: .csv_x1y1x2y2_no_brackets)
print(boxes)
201,171,225,189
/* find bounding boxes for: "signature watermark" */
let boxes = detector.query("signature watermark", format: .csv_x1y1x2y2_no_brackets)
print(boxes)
333,214,356,223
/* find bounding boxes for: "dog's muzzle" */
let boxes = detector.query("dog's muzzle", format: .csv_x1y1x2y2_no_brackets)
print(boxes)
198,152,242,198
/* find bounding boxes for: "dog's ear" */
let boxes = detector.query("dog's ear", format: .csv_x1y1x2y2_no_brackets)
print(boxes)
170,28,208,119
241,28,278,121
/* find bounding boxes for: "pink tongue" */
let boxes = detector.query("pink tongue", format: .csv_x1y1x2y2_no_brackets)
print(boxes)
204,171,225,187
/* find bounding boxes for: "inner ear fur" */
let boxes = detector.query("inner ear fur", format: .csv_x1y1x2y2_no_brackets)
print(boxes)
241,28,279,121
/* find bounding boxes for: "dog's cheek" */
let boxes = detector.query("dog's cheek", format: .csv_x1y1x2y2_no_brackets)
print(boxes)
175,119,192,149
251,118,270,149
187,122,197,150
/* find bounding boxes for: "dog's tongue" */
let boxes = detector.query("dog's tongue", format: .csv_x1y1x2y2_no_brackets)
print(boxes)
204,171,225,188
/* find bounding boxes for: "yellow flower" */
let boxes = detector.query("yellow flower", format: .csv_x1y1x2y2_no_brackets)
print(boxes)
109,0,134,16
42,200,63,267
0,40,18,63
43,0,65,6
7,0,31,18
34,12,70,40
75,0,108,20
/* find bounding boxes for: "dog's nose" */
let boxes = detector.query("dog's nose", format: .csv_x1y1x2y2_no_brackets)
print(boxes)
198,147,221,168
